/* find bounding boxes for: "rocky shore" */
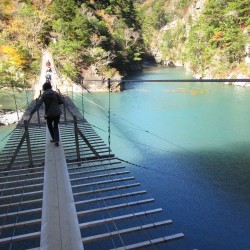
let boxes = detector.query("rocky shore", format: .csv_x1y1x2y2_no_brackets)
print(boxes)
0,109,24,126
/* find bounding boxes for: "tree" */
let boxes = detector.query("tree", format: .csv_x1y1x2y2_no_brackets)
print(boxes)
0,1,51,88
0,45,28,88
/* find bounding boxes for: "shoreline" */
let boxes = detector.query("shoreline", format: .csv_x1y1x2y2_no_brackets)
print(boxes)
0,109,24,126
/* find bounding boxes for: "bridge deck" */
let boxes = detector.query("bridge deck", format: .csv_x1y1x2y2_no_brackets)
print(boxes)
0,96,184,249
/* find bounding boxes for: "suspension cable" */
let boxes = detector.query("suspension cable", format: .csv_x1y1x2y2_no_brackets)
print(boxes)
0,128,16,142
73,93,195,155
11,85,19,122
108,78,111,156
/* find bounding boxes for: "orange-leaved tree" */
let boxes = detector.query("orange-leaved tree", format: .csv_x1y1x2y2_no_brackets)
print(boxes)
0,45,28,88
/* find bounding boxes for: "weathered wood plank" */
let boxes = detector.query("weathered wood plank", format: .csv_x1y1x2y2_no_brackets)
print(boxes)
82,220,173,243
40,126,83,250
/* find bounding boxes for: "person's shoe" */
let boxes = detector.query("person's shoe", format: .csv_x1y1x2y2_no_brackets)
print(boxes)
55,142,59,147
50,139,55,142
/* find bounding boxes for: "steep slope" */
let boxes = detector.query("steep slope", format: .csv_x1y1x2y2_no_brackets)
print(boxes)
136,0,250,80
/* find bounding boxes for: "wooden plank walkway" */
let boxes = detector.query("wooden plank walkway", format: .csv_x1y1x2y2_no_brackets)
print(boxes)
0,51,184,248
40,127,83,250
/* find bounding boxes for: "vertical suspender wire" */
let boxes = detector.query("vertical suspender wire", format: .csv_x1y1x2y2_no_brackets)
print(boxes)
25,89,29,106
108,78,111,156
81,78,84,117
12,84,20,122
24,78,30,107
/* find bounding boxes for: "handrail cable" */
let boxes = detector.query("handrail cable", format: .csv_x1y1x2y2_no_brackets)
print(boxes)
82,112,245,192
8,185,25,250
0,128,16,143
70,79,250,184
80,78,250,83
2,90,41,170
83,161,126,249
70,92,246,193
72,93,195,155
88,123,189,157
70,80,158,248
74,77,250,155
88,159,158,249
108,78,111,156
56,89,100,159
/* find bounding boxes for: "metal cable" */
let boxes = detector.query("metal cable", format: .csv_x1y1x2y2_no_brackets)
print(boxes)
65,123,121,249
75,122,158,248
108,79,111,156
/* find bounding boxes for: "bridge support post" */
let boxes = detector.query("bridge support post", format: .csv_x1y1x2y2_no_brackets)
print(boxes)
63,102,67,122
36,98,40,124
24,119,33,168
73,116,80,162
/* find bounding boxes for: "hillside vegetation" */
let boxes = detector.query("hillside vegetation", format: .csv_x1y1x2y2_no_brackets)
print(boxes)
136,0,250,79
0,0,249,90
0,0,142,89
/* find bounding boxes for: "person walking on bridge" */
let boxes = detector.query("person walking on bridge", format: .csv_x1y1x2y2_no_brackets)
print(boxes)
30,82,64,146
45,69,52,82
45,60,51,69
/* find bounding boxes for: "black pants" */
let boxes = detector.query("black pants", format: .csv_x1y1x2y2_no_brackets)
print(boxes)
46,115,60,142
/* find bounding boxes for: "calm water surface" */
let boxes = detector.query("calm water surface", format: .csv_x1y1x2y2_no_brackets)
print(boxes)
1,66,249,249
73,66,250,250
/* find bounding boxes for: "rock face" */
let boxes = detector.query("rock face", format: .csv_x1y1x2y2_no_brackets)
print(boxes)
0,110,24,126
154,0,207,65
79,67,123,93
152,0,250,81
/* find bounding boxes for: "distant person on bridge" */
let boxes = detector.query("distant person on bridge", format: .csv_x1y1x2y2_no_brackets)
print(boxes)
30,82,64,147
45,69,52,81
45,60,51,69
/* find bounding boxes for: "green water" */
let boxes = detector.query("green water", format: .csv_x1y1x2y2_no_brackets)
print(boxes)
0,89,33,151
0,65,249,249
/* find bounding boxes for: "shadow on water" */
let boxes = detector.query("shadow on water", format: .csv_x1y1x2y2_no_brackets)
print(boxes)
129,142,250,250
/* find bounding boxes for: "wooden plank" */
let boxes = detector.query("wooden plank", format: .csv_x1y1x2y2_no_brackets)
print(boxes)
0,208,41,219
40,126,83,250
67,157,118,166
66,154,115,163
0,170,44,180
73,181,138,195
70,171,130,182
109,233,185,250
68,161,121,171
0,232,40,244
0,219,41,230
75,190,147,205
79,208,163,228
0,189,43,201
0,198,42,209
69,166,125,176
0,154,44,162
0,177,43,187
0,182,43,193
82,220,173,243
77,199,154,216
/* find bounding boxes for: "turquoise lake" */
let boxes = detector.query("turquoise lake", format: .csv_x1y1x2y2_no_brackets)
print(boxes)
1,65,250,249
72,66,250,250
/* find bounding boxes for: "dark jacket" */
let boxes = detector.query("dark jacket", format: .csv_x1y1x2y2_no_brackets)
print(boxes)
31,89,64,117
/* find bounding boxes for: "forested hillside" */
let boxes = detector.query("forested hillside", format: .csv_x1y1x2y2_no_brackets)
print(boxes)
47,0,142,84
0,0,249,90
0,0,142,90
136,0,250,79
0,0,48,88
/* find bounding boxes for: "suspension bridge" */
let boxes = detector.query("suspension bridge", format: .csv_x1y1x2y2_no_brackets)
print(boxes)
0,53,185,250
1,49,250,249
